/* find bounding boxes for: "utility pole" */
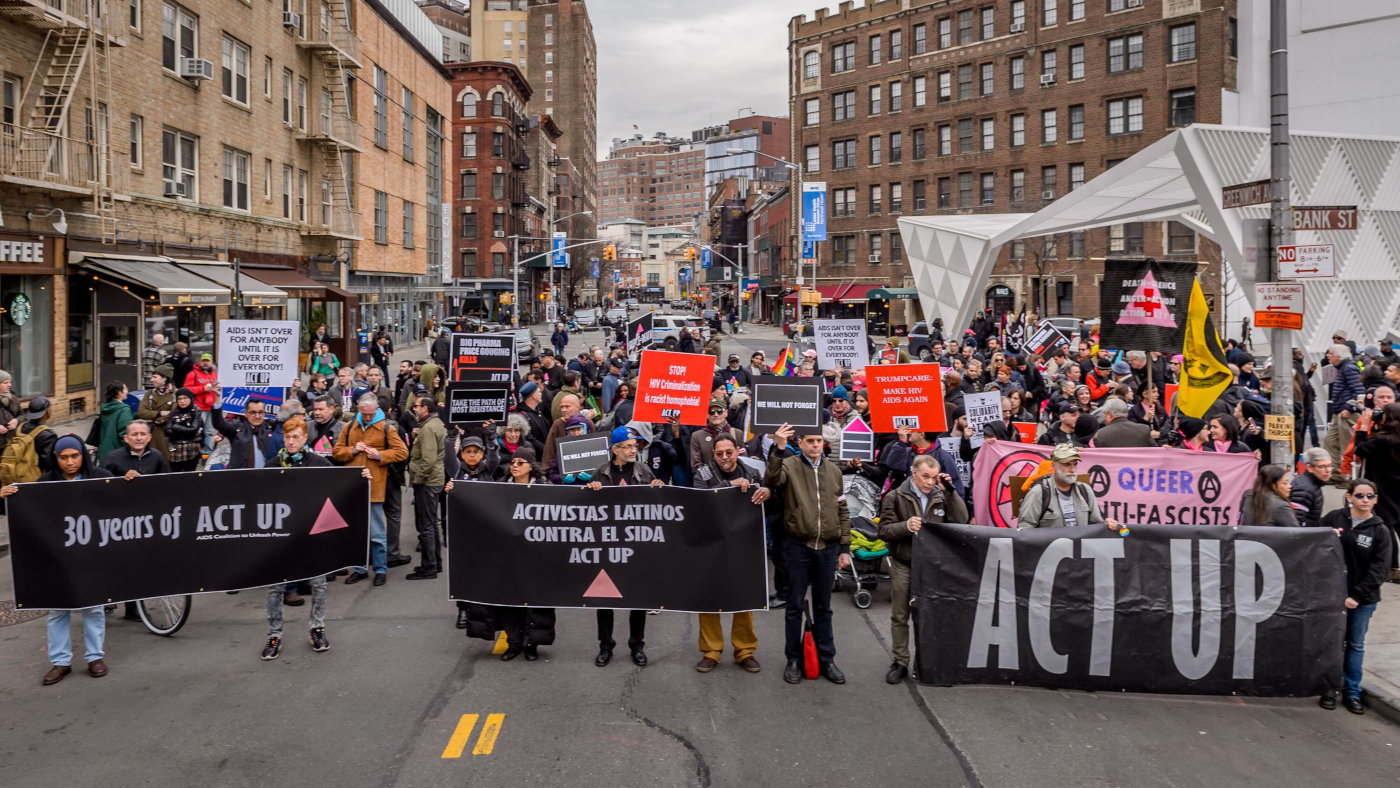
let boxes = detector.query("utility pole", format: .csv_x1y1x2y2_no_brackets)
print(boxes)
1268,0,1294,466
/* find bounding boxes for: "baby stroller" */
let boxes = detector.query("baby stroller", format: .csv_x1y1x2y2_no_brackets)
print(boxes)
833,476,891,609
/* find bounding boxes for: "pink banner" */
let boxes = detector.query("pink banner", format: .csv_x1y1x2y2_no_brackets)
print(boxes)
970,441,1258,529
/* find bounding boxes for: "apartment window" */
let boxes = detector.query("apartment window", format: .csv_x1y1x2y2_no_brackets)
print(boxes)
296,77,307,131
262,57,272,99
1010,113,1025,146
161,2,197,72
958,10,975,44
980,173,995,204
221,147,249,211
461,131,476,158
128,114,143,168
1010,55,1025,90
958,172,974,207
544,32,553,45
833,187,855,217
282,165,292,218
491,132,504,157
1042,0,1057,26
1108,34,1144,73
868,135,882,165
460,169,477,198
266,160,275,202
805,97,820,125
1069,44,1084,80
938,71,952,102
462,92,477,118
980,63,994,96
1169,88,1196,127
297,170,307,223
1069,104,1085,139
832,41,855,72
1069,162,1085,190
1011,0,1026,29
503,20,512,33
981,7,995,39
938,124,952,155
461,249,477,275
958,118,973,153
373,190,388,243
1107,96,1144,134
869,234,883,263
890,183,903,212
1109,222,1145,254
220,36,249,104
372,66,387,148
161,128,197,198
1167,221,1196,254
957,65,973,99
1069,231,1086,259
489,92,504,117
911,77,924,108
460,212,477,239
804,144,820,173
889,29,902,59
980,118,994,150
1010,169,1025,203
402,202,415,249
1228,17,1238,58
1043,236,1058,260
1010,240,1026,260
1042,50,1057,80
832,235,855,266
890,232,903,263
937,177,952,208
492,171,504,199
889,81,902,111
130,0,141,30
832,139,855,169
1042,165,1058,198
869,34,882,65
870,84,883,114
544,70,553,85
833,90,855,121
1070,0,1085,21
912,179,926,211
1170,23,1196,62
401,87,415,161
913,23,927,54
880,132,896,164
1042,109,1057,143
802,51,819,80
912,128,926,159
869,184,883,213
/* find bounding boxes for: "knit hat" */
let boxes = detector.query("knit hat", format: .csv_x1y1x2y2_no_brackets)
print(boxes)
512,445,538,466
1178,417,1208,439
831,385,850,401
1111,360,1131,376
54,434,86,457
564,414,590,432
0,369,10,384
153,364,175,381
175,387,195,401
1363,345,1381,359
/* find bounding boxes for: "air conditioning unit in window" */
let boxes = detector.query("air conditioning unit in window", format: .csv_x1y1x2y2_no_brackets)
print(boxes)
1009,22,1025,33
1042,190,1057,200
1126,0,1144,7
164,181,187,198
283,12,301,29
492,230,505,238
1040,72,1056,86
179,57,214,81
868,255,881,263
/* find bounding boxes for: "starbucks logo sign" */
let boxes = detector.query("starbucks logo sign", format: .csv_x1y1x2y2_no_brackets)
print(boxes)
7,293,31,326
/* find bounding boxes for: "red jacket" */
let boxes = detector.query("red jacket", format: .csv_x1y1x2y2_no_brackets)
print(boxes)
183,366,219,411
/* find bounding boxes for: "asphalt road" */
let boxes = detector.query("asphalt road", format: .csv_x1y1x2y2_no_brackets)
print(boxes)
1,318,1397,787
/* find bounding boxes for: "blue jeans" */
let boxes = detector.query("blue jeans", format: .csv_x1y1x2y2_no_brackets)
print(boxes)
48,607,106,666
354,502,387,576
783,540,839,663
1343,603,1376,699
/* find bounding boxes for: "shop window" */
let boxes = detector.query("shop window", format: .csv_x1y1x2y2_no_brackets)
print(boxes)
1,275,54,394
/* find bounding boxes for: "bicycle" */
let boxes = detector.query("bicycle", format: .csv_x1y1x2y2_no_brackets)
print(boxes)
136,595,192,636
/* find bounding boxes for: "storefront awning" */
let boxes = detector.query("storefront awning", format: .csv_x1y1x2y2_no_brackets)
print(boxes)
867,287,919,300
783,283,883,305
74,253,231,306
240,266,355,300
171,260,289,308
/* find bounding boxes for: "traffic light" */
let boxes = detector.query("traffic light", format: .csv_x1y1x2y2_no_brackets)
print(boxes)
685,247,697,263
603,244,617,262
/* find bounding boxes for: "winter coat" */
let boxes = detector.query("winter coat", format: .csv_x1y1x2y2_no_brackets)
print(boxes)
689,424,743,472
591,459,655,487
879,439,966,498
210,408,285,470
137,385,177,458
692,457,763,491
0,392,22,456
1325,508,1394,605
164,404,204,463
183,366,220,410
100,446,170,477
550,329,569,353
331,409,409,501
1288,471,1327,529
431,334,452,366
877,477,969,564
96,398,133,458
1092,418,1156,448
1329,358,1365,417
764,451,851,550
1239,489,1299,526
1354,428,1400,527
1018,476,1105,529
511,402,552,447
409,413,447,487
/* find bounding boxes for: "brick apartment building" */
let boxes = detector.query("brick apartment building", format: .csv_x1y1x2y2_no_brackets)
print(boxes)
524,0,597,245
596,135,708,227
790,0,1234,325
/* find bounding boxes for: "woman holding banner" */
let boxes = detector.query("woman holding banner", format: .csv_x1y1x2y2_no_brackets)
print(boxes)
1319,479,1393,714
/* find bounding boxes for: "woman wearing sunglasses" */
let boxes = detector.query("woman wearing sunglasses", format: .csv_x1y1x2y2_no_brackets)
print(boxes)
1318,478,1393,714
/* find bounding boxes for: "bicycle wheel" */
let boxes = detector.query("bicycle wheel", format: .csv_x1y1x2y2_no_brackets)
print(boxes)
137,595,192,636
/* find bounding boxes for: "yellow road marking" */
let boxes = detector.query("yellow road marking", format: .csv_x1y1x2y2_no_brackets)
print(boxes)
441,714,479,759
491,630,508,655
473,713,506,756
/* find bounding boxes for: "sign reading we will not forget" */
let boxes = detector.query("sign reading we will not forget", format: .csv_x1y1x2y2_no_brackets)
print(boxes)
750,376,824,437
217,320,300,388
813,318,867,370
863,363,948,433
633,350,712,425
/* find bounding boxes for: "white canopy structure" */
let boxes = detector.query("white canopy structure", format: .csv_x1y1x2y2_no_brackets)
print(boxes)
899,124,1400,353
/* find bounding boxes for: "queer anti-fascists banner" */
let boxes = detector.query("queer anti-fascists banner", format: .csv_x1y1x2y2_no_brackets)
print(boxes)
911,523,1344,696
446,482,768,612
971,441,1257,529
1098,259,1198,351
8,468,370,609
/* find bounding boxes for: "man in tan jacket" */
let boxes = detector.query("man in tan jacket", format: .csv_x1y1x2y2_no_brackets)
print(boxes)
333,393,409,586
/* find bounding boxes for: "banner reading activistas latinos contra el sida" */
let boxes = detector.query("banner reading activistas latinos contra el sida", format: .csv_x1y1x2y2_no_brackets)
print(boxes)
971,441,1258,529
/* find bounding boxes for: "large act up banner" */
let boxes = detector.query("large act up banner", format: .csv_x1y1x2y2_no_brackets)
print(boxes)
971,441,1257,529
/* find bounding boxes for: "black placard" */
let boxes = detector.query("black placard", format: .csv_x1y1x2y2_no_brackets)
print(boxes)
750,375,824,437
625,313,654,355
446,482,768,612
450,333,516,383
446,384,511,424
1098,259,1199,352
7,468,370,609
555,433,612,476
1025,321,1070,357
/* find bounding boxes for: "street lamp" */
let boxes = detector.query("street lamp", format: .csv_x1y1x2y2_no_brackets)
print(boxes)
725,148,811,322
548,210,593,322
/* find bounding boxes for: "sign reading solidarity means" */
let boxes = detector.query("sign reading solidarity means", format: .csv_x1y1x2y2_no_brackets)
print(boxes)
813,318,867,371
450,333,517,384
633,349,713,425
911,522,1344,696
555,433,612,477
750,375,824,437
445,383,511,425
863,363,948,433
963,391,1002,448
7,468,370,609
447,483,768,612
217,319,300,388
838,417,875,462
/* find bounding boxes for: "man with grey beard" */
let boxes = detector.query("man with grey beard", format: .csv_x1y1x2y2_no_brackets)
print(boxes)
1016,443,1121,530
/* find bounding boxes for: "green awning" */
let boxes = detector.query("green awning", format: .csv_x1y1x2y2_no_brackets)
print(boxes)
866,287,919,300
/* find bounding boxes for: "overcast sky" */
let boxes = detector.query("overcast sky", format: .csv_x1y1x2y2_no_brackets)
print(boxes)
591,0,824,159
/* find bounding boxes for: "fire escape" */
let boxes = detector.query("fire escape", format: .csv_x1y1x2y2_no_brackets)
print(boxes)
298,0,363,240
0,0,117,242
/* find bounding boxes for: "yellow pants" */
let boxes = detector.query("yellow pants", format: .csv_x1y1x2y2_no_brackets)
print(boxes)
697,611,757,662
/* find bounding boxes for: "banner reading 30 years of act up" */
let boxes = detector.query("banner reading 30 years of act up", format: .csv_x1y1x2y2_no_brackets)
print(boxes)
7,468,370,609
447,482,768,613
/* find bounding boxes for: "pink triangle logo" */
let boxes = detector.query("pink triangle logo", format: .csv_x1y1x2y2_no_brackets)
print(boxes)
309,499,350,535
583,568,623,598
1117,270,1178,327
843,418,872,435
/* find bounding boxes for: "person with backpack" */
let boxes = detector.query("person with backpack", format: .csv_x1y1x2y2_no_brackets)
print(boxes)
0,396,55,485
1017,443,1122,530
0,369,22,456
137,364,177,459
332,393,409,586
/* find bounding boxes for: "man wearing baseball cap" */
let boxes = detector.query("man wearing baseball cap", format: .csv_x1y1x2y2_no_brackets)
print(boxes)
1038,401,1083,446
716,354,751,391
1017,444,1120,530
183,352,221,453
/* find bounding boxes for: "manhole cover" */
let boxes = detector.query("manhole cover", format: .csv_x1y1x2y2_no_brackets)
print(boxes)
0,601,47,627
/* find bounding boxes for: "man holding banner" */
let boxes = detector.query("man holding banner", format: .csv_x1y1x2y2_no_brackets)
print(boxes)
1017,444,1119,530
332,394,409,587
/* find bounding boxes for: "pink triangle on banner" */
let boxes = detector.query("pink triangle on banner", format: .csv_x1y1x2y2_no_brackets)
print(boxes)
309,498,350,535
1117,270,1178,328
583,568,624,598
843,418,872,434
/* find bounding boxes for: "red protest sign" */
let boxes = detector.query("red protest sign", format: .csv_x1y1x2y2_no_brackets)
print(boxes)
632,349,714,425
863,363,948,433
1012,422,1038,443
1164,383,1179,414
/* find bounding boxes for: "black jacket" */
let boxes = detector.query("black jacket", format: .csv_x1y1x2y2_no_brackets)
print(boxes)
1288,470,1327,528
431,335,452,366
210,408,284,470
1325,508,1394,605
592,459,655,487
877,476,969,564
1354,428,1400,527
17,421,57,474
692,458,763,490
100,447,170,477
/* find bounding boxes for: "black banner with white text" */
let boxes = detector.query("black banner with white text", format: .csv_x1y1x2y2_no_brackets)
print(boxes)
912,523,1344,696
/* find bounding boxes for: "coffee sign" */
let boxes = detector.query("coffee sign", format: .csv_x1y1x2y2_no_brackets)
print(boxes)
0,234,58,273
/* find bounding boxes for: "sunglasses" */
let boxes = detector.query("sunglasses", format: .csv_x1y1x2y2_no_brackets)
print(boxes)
1352,493,1378,500
709,408,725,414
509,459,530,465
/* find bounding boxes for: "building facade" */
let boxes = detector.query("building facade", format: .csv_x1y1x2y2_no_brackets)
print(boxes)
524,0,596,241
596,134,707,227
790,0,1233,323
702,114,793,201
417,0,472,63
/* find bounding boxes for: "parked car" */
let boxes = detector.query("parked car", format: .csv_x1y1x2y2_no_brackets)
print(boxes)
574,308,598,328
906,322,937,361
605,307,628,323
509,328,541,363
1041,316,1088,338
651,314,709,350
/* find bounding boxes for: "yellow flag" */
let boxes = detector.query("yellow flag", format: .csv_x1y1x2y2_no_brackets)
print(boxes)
1177,279,1231,418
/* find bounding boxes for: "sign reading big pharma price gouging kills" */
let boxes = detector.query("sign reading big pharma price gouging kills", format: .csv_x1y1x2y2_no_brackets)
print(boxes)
217,320,300,388
863,363,948,433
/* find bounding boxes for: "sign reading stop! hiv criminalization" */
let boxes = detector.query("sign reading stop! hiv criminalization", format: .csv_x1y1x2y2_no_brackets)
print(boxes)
632,350,714,425
863,363,948,433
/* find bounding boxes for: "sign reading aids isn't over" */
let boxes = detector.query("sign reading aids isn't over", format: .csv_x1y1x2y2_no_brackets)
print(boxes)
217,320,300,388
